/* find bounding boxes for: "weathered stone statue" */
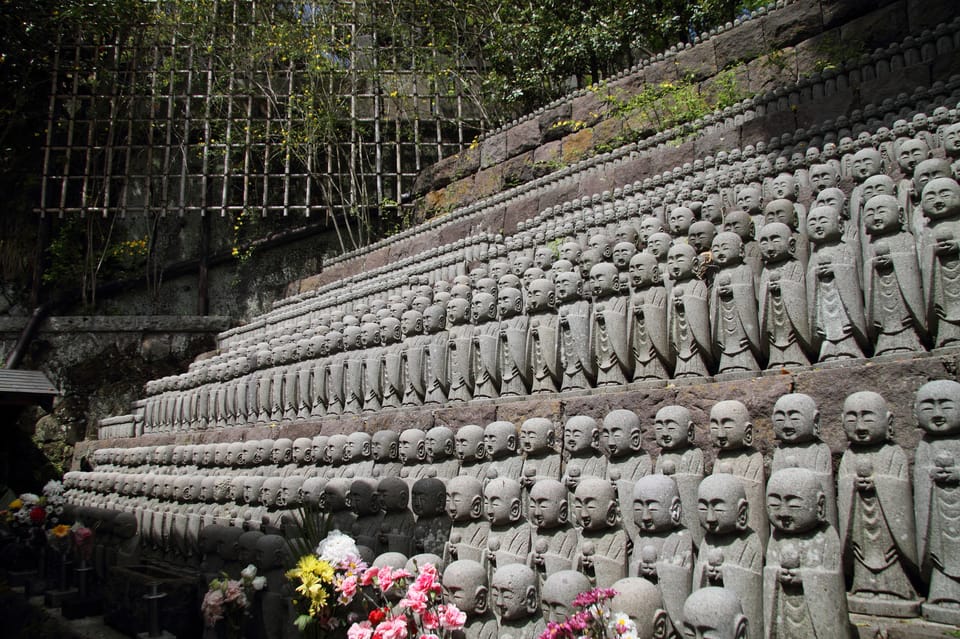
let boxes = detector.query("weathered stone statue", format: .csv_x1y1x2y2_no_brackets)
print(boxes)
764,467,851,639
710,232,761,374
489,564,545,639
446,475,490,564
667,243,713,378
920,177,960,348
519,418,562,488
770,393,838,529
573,476,628,588
377,316,403,410
838,391,920,616
447,297,476,403
443,560,498,639
630,474,693,633
484,473,532,575
423,304,450,406
608,577,673,639
322,434,349,478
321,478,357,534
644,232,673,284
485,421,523,482
526,279,562,394
527,478,578,583
556,270,595,391
347,478,383,554
256,534,292,639
342,325,365,415
710,400,768,548
399,309,426,407
424,425,460,480
628,252,671,381
668,206,696,240
724,211,762,280
862,194,927,355
562,415,607,493
456,424,490,481
682,587,749,639
913,379,960,623
540,570,591,623
653,405,704,545
372,430,402,479
602,408,650,542
590,263,633,386
758,222,811,369
471,291,502,400
324,330,347,416
497,286,531,397
412,477,452,556
344,431,375,479
399,428,430,482
378,476,415,556
694,474,763,639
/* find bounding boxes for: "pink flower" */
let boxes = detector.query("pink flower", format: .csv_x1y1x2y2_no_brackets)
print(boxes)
223,580,245,605
349,621,374,639
398,587,428,614
361,566,379,586
202,589,225,627
339,575,359,600
373,615,409,639
378,567,412,593
572,588,617,609
438,604,467,630
413,563,442,595
419,634,440,639
420,610,440,630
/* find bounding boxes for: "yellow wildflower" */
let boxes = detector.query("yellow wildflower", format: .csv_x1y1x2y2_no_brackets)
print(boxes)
52,524,72,538
9,498,22,510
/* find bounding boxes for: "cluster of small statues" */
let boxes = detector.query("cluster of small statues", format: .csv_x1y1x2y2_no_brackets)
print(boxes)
128,101,960,434
68,380,960,636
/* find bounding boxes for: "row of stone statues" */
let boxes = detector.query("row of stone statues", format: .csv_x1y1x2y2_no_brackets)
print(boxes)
70,381,960,633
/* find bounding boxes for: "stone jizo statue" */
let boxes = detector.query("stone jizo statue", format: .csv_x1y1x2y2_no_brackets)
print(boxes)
682,587,749,639
573,476,628,588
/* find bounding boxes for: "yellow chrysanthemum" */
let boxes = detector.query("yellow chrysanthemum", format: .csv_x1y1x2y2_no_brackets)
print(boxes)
52,524,71,538
9,499,22,510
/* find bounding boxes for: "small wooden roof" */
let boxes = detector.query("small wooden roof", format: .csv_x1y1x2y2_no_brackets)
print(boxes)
0,369,59,410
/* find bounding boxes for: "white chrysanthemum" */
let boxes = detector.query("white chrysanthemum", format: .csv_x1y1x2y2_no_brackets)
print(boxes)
252,576,266,591
43,480,64,497
316,530,360,566
241,564,257,580
610,612,637,636
20,493,40,506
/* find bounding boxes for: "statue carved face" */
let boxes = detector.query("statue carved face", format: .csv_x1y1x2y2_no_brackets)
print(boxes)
590,263,619,298
446,477,483,521
372,431,399,462
601,410,641,458
863,195,901,237
447,298,470,326
412,478,446,516
612,242,637,269
527,280,555,313
443,562,488,617
346,432,372,461
709,401,753,451
628,253,659,289
944,123,960,155
687,222,715,254
541,571,591,624
484,422,516,460
668,208,695,237
639,218,665,245
398,429,427,464
766,468,823,533
808,164,839,193
528,480,567,529
633,475,681,532
497,288,523,319
564,416,597,455
454,425,485,462
490,565,537,621
519,419,554,455
697,475,748,535
324,435,348,465
534,247,555,271
654,406,694,451
842,391,891,445
897,138,929,173
554,272,582,303
758,222,793,264
921,177,960,222
573,478,617,531
558,242,582,264
710,232,742,269
484,478,521,525
852,149,882,181
915,380,960,436
666,244,697,281
772,394,820,444
763,199,797,229
588,234,613,260
425,427,454,462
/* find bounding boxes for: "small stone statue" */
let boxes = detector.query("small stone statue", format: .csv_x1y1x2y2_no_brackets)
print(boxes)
667,243,713,378
601,409,651,542
497,286,531,397
484,473,531,574
630,474,693,632
710,232,761,374
443,559,498,639
541,570,592,623
527,478,578,583
724,211,762,280
609,577,674,639
423,304,450,405
471,291,502,400
913,379,960,623
256,534,293,639
556,270,595,391
447,297,476,403
360,322,384,413
348,478,384,553
344,431,375,479
446,475,489,564
519,418,562,488
574,476,628,588
485,421,523,482
526,279,562,394
399,427,430,482
378,316,404,410
400,309,427,407
627,253,672,381
321,478,357,534
862,194,927,356
372,430,402,479
489,564,545,639
653,405,704,545
920,177,960,348
694,474,763,639
342,325,365,414
764,467,851,639
681,587,749,639
590,263,633,385
412,477,452,556
770,393,838,529
710,400,768,548
378,476,415,556
562,415,607,493
455,425,491,481
839,391,920,617
758,222,812,369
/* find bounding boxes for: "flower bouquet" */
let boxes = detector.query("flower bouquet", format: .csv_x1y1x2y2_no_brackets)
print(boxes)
538,588,638,639
286,530,369,632
344,561,466,639
202,564,266,637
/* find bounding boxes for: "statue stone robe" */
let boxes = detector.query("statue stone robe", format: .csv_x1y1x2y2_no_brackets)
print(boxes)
486,521,532,575
559,299,595,391
592,294,632,385
529,312,561,394
380,343,404,410
763,525,851,639
655,449,705,546
668,279,713,378
270,367,286,421
771,443,838,529
447,323,475,403
447,519,489,564
864,233,927,355
343,351,365,415
424,329,449,405
921,220,960,348
282,366,299,421
915,437,960,618
759,260,811,369
454,613,498,639
694,530,764,639
497,615,545,639
710,264,761,373
521,453,562,485
807,241,868,361
361,346,384,413
629,285,671,381
577,525,629,588
401,335,427,407
530,525,579,582
472,320,501,400
838,443,920,614
629,529,693,633
325,354,347,416
499,315,531,397
414,514,452,556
